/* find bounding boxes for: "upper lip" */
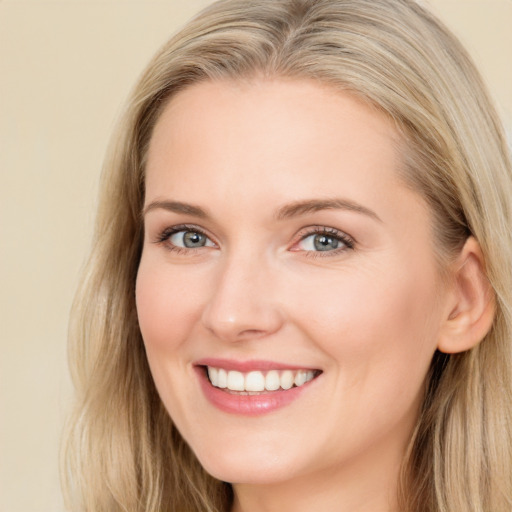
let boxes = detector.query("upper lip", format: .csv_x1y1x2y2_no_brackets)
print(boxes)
194,358,320,372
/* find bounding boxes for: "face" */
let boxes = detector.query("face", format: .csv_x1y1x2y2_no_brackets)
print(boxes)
136,79,448,491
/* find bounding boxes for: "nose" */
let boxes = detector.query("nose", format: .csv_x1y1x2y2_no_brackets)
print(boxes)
200,252,284,343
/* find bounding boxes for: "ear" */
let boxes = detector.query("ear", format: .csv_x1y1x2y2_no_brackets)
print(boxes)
437,236,495,354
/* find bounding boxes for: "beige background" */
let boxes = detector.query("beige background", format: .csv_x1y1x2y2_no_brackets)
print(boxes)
0,1,510,511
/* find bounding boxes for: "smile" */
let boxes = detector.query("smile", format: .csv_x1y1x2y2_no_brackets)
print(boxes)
207,367,317,393
195,361,322,415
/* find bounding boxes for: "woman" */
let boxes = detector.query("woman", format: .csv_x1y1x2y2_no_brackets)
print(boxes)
62,0,512,511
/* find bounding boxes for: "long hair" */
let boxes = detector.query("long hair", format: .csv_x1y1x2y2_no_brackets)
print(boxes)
62,1,512,510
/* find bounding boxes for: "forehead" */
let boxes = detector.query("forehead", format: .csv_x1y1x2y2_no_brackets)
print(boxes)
146,78,404,207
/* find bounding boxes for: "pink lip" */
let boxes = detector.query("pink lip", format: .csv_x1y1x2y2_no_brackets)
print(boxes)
195,358,317,372
194,361,320,416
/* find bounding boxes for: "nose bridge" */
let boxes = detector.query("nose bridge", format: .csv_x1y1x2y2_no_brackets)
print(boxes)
201,244,283,342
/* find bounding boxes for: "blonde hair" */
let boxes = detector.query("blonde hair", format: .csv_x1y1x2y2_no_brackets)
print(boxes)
62,1,512,510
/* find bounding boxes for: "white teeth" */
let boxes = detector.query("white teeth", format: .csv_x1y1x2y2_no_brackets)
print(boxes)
208,367,218,386
245,371,265,392
217,368,227,388
280,370,294,390
265,370,280,391
294,370,307,387
207,367,317,392
227,370,245,391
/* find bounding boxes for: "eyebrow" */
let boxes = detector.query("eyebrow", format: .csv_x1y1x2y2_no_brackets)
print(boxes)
143,200,208,218
275,198,382,222
142,197,381,222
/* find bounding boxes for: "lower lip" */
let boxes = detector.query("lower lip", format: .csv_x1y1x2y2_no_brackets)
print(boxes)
196,367,316,416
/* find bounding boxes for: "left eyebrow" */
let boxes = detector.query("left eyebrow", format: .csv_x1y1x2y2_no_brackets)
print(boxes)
275,198,382,223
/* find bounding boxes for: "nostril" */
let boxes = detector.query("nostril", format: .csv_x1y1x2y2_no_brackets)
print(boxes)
236,328,269,339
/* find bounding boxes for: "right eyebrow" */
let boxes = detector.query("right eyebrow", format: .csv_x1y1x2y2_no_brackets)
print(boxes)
142,200,209,219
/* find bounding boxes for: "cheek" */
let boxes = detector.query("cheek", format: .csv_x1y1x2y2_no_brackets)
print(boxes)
294,258,441,388
135,259,205,422
135,259,202,355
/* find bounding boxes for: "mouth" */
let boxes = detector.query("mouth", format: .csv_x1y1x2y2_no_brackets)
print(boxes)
194,359,322,415
204,366,320,394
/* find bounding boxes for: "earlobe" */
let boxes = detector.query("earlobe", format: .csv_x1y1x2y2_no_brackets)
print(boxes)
437,237,495,354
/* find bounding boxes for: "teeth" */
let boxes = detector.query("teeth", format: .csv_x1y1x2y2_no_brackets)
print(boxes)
207,367,218,386
294,370,307,387
265,370,280,391
217,368,227,388
207,367,317,392
227,370,245,391
245,371,265,392
280,370,294,390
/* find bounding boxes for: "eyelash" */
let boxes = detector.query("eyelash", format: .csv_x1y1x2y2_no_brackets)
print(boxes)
153,224,355,257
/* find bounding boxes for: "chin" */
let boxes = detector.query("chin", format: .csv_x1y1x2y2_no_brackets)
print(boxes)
205,466,295,486
195,445,301,485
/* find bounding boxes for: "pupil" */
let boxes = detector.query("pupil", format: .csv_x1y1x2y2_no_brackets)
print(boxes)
314,234,338,251
183,231,205,248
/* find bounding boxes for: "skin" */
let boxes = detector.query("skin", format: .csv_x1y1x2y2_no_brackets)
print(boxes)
136,79,457,512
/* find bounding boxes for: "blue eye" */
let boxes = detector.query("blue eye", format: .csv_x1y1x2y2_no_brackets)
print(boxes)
169,230,215,249
296,229,354,253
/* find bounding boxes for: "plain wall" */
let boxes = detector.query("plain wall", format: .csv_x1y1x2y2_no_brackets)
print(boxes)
0,1,510,511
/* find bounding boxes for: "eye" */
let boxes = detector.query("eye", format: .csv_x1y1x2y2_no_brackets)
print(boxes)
293,228,354,254
169,230,214,249
155,225,216,252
